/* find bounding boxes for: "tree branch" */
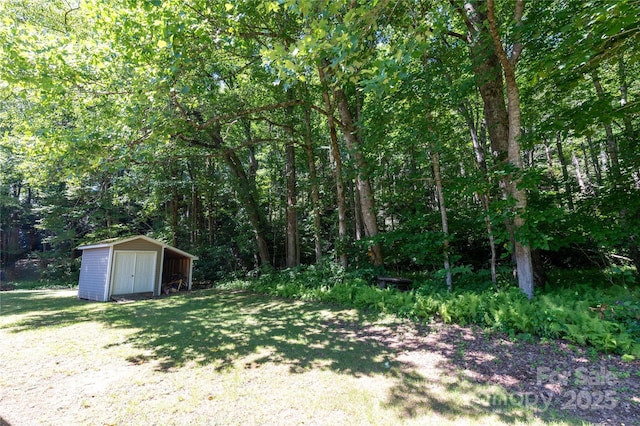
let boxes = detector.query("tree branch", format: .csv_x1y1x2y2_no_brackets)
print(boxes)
200,100,306,129
175,133,218,150
445,30,468,42
170,87,201,129
486,0,514,77
450,0,477,35
63,5,80,31
510,0,525,66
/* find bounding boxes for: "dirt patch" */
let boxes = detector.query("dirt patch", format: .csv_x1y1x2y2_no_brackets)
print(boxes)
350,319,640,424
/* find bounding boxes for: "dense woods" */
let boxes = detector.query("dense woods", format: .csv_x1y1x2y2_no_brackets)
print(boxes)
1,0,639,299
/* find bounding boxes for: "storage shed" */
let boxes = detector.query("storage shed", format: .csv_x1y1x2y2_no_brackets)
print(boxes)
77,235,198,302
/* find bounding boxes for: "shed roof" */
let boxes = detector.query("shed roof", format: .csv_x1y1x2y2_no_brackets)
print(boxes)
77,235,199,260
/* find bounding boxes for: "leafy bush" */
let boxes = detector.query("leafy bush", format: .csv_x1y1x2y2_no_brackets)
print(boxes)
39,256,80,286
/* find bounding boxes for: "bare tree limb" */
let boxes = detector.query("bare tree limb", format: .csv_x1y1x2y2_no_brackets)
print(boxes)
63,5,80,31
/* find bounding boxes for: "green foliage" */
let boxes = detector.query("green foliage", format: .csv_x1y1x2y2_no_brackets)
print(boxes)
381,219,447,270
38,255,80,285
227,264,640,357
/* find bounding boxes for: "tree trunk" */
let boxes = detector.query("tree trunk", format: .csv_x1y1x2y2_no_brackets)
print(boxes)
334,88,383,266
285,98,299,268
617,51,635,142
492,1,534,299
591,69,620,178
580,140,595,195
303,103,322,264
461,0,535,297
587,135,603,188
171,182,179,247
431,148,453,291
352,177,363,241
556,132,574,210
459,101,496,284
243,119,258,184
318,66,349,268
222,148,271,267
572,151,586,194
463,0,534,298
285,141,299,267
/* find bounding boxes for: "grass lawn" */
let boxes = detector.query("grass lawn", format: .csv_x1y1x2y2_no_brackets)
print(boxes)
0,288,615,425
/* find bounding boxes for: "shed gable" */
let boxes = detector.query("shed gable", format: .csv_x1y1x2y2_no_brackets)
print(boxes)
113,239,162,252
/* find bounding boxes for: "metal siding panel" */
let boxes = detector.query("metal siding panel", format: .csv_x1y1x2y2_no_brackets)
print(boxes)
77,248,110,301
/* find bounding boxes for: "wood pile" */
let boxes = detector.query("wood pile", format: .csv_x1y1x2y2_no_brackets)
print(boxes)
162,274,187,295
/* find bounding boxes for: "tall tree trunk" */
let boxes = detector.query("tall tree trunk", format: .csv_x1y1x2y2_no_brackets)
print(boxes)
487,0,534,298
572,151,587,194
285,98,299,268
587,135,603,188
617,51,635,142
171,178,179,247
580,140,595,195
461,0,535,297
556,132,574,210
303,103,322,264
186,162,198,245
334,87,383,266
243,119,258,184
591,69,620,178
459,101,496,284
285,141,299,267
318,66,349,268
431,147,453,291
352,176,363,241
222,148,271,267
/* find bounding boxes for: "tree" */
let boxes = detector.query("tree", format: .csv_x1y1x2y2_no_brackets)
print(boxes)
449,0,534,297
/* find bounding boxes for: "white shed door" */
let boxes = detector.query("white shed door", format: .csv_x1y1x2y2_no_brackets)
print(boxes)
111,251,157,295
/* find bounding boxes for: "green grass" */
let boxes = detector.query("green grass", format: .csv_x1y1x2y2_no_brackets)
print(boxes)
1,279,76,290
0,288,580,425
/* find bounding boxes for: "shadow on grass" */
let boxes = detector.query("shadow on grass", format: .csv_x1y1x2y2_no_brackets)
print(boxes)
1,289,590,424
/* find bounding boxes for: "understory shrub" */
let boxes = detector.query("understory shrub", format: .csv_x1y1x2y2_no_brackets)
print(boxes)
224,264,640,357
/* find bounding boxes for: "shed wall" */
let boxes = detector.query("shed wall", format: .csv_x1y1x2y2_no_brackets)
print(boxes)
78,247,110,301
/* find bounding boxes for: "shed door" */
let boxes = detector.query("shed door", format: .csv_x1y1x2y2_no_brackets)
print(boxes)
111,251,157,295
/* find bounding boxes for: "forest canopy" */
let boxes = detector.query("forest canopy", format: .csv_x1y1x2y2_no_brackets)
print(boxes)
1,0,639,299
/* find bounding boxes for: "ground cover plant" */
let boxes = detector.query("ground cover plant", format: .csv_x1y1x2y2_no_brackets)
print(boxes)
3,287,637,425
230,265,640,359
